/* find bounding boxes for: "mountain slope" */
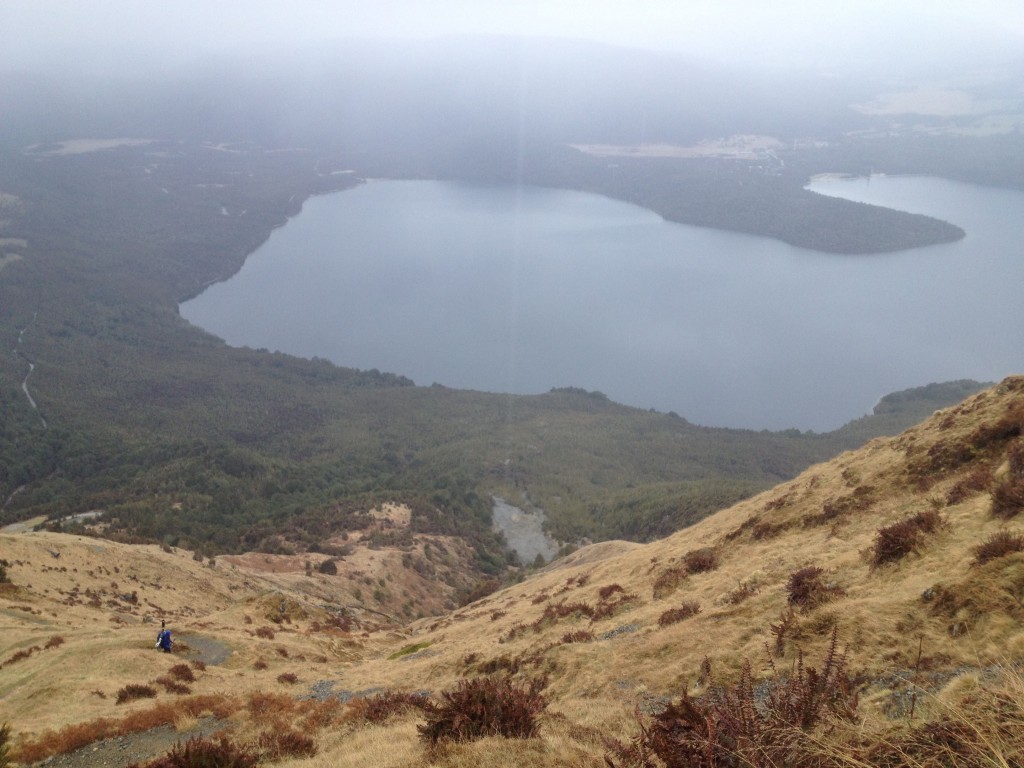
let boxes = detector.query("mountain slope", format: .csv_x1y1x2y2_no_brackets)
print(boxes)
2,376,1023,766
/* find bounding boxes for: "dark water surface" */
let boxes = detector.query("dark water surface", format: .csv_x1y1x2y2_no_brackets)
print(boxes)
181,176,1024,431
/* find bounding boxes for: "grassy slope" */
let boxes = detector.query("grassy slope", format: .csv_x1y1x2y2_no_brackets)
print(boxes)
2,376,1023,766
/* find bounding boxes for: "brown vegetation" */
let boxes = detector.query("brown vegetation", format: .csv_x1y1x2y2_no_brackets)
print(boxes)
418,677,547,744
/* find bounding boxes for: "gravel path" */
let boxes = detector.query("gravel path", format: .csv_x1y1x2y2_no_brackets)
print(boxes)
34,718,224,768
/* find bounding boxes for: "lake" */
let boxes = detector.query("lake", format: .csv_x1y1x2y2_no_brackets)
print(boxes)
180,175,1024,431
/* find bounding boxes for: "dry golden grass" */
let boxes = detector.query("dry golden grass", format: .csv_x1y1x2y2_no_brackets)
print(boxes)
3,377,1024,766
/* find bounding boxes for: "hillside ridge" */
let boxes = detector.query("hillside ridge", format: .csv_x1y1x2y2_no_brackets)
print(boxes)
2,375,1023,765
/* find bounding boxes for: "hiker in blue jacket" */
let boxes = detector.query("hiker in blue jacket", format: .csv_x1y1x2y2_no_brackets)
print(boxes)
156,620,172,653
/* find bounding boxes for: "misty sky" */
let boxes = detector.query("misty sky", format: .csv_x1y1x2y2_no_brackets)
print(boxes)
3,0,1022,74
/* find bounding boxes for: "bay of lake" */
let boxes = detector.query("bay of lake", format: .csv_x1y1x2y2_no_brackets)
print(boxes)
180,175,1024,431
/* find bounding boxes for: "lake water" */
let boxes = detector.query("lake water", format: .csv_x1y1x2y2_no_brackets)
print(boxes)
181,175,1024,431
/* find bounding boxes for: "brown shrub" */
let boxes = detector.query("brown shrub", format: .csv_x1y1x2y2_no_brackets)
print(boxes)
592,592,638,621
255,729,317,760
973,530,1024,565
652,566,688,600
252,659,268,670
991,476,1024,519
154,677,191,695
605,629,857,768
44,636,65,650
276,672,298,685
873,510,946,567
560,630,595,644
246,691,297,720
116,684,157,705
946,466,993,506
254,626,275,640
683,548,717,574
804,485,875,527
168,664,195,683
595,585,621,601
725,581,758,605
139,736,256,768
190,660,206,672
658,601,701,627
418,677,546,744
787,566,845,612
346,691,432,724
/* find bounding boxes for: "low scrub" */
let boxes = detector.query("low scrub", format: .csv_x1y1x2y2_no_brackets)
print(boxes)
658,601,702,627
116,684,158,705
683,548,718,574
137,736,255,768
973,530,1024,565
872,509,945,567
787,566,845,611
255,729,317,760
168,664,195,683
346,691,432,724
605,629,857,767
418,677,546,744
652,566,688,600
154,677,191,695
560,630,595,644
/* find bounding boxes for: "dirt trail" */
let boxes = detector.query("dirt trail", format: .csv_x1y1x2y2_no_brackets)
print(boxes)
34,718,224,768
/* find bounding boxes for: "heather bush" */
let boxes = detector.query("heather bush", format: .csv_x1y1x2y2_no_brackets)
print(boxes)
991,475,1024,519
347,691,432,723
605,629,857,768
138,736,256,768
561,630,595,643
787,566,844,611
154,677,191,695
652,566,688,599
973,530,1024,565
256,729,317,760
598,584,624,600
658,601,702,627
683,548,717,574
946,466,992,506
168,664,195,683
725,581,758,605
276,672,298,685
418,677,546,744
873,510,945,566
116,684,158,705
